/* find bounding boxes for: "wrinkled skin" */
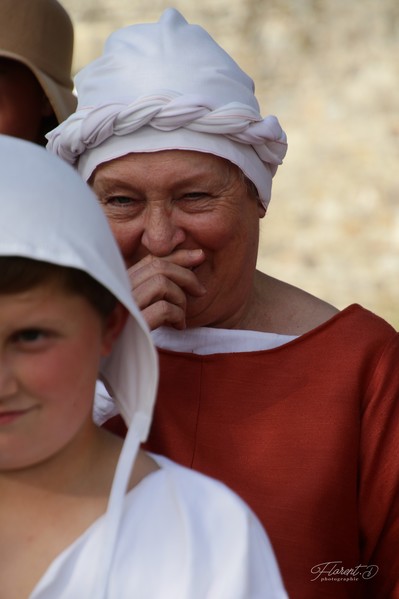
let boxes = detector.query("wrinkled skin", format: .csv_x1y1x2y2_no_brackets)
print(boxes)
91,150,265,331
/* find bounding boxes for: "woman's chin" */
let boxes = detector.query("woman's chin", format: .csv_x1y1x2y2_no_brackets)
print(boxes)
185,298,212,329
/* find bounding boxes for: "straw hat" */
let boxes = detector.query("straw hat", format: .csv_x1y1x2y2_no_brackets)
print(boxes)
0,0,76,122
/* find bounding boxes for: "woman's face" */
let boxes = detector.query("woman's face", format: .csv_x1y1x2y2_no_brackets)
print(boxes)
92,150,264,328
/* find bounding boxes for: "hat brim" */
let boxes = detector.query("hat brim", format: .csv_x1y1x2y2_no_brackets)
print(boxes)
0,50,76,123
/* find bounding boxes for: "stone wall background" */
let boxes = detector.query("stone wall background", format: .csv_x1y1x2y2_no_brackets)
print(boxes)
60,0,399,328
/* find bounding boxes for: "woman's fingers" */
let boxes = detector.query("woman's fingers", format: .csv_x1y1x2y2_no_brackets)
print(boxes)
140,299,188,331
128,249,204,278
127,249,206,329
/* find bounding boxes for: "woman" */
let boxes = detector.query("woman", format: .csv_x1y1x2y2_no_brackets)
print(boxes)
47,9,399,599
0,134,287,599
0,0,76,144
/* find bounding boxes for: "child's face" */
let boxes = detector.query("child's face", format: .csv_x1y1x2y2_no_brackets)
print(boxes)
0,279,118,471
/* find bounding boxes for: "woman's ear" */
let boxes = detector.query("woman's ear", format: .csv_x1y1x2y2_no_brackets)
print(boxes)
101,303,129,356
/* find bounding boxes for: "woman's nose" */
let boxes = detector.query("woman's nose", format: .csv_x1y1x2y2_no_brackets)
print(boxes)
141,205,186,256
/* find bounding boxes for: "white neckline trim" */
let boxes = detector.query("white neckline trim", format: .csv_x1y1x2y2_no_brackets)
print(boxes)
151,326,298,355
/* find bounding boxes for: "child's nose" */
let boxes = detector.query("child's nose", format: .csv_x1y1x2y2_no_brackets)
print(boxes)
0,360,18,398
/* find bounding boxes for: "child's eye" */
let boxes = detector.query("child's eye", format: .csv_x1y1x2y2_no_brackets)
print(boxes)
12,329,48,344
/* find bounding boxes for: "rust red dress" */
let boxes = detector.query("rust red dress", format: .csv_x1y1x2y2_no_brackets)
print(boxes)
105,305,399,598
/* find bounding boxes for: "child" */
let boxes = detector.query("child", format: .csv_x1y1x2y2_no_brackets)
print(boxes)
0,135,288,599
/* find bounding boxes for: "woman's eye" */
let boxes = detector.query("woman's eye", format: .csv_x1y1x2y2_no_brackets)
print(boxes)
107,196,134,206
183,192,207,200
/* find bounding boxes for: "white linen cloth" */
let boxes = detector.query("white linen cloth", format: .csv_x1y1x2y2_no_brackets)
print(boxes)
0,134,157,598
30,454,288,599
152,326,298,355
46,8,287,208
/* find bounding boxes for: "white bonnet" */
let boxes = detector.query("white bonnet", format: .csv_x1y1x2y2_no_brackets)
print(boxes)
46,8,287,208
0,134,157,441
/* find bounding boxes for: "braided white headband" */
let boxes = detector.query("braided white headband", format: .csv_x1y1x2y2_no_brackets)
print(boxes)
46,9,288,208
50,92,285,165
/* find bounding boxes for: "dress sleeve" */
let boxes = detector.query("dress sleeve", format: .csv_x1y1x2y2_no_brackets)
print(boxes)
360,332,399,598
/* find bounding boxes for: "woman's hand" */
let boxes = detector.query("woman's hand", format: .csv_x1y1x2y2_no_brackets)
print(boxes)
127,249,206,330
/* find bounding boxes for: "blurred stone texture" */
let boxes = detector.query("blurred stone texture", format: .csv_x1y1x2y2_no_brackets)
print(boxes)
61,0,399,327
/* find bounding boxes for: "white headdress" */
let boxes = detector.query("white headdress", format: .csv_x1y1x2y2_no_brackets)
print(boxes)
46,8,287,208
0,134,158,596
